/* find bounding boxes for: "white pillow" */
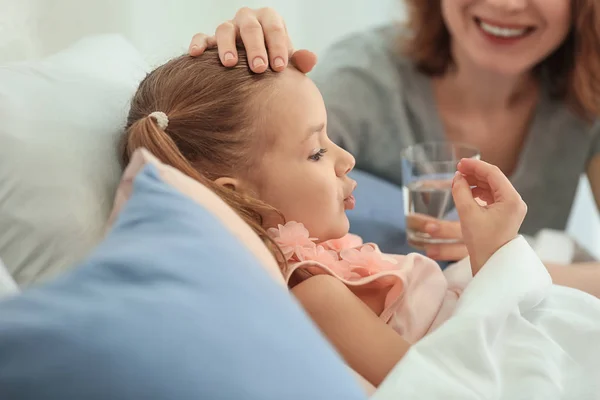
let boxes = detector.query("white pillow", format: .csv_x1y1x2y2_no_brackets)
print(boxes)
0,35,148,286
0,256,19,298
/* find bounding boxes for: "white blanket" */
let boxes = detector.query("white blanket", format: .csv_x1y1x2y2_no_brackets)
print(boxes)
374,236,600,399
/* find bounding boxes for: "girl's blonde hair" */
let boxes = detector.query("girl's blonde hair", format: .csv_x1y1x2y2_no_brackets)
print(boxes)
120,49,285,262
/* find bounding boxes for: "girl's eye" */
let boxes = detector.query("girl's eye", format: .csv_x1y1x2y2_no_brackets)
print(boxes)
308,148,328,161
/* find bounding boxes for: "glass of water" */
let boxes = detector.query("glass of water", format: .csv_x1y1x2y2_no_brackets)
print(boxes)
401,142,480,244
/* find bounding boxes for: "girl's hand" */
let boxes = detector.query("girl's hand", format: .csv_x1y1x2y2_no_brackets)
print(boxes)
187,7,317,74
451,158,527,275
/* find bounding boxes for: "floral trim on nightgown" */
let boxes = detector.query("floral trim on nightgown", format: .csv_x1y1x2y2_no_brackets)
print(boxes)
267,221,467,343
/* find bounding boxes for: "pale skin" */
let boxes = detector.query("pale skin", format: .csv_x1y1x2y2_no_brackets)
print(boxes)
187,3,600,389
203,64,599,388
188,3,600,269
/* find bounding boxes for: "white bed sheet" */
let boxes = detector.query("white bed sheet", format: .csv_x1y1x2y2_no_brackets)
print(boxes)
374,236,600,399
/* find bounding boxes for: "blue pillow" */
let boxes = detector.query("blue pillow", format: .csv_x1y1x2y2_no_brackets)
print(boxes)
0,165,367,400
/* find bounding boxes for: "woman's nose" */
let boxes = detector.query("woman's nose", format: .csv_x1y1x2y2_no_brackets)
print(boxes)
485,0,527,12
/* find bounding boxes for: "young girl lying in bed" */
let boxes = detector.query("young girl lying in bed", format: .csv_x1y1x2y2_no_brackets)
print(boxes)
120,49,600,388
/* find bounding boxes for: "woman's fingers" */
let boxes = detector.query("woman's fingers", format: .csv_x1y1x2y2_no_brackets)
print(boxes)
406,213,436,233
257,8,292,71
424,243,469,261
188,33,216,56
214,21,239,66
189,8,305,74
290,49,318,73
406,214,462,239
422,219,462,239
234,8,268,72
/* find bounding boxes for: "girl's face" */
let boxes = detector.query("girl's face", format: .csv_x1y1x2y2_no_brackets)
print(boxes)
245,68,357,242
441,0,572,76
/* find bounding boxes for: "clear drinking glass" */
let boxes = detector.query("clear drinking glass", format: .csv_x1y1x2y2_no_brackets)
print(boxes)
401,142,480,244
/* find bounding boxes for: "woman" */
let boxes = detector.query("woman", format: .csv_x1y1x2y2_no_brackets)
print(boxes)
188,1,600,265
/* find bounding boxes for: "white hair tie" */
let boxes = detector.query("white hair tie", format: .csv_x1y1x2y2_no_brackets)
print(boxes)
149,111,169,130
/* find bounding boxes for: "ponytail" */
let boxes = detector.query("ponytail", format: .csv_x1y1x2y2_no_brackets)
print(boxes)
121,114,287,267
121,115,207,184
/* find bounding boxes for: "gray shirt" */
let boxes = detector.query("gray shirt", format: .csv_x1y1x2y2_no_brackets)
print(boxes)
311,25,600,235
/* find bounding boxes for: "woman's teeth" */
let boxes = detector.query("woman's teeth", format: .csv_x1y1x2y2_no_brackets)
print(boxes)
478,20,529,38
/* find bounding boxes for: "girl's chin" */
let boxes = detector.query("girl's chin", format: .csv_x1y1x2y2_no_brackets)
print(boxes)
318,222,350,242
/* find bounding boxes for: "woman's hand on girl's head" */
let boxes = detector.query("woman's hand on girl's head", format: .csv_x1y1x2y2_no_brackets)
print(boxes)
451,158,528,275
188,7,317,74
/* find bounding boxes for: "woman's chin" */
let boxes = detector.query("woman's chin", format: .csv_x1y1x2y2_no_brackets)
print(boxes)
470,53,534,77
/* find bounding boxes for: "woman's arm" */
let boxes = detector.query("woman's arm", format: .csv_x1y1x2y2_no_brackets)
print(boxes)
547,153,600,292
587,153,600,211
547,143,600,296
291,275,410,387
547,263,600,298
553,152,600,271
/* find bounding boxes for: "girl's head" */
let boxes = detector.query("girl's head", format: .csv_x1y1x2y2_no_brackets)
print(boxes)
121,49,356,252
403,0,600,118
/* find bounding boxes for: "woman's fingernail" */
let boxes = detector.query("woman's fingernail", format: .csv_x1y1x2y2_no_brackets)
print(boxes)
425,223,439,233
189,44,199,52
224,52,235,62
273,57,285,68
253,57,265,68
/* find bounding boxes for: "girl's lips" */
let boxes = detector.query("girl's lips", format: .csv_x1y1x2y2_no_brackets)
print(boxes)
344,194,356,210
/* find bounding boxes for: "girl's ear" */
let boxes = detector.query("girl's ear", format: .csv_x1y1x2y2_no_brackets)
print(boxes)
214,177,242,191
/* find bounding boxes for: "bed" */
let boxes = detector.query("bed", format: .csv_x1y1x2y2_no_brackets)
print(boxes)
1,10,600,399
